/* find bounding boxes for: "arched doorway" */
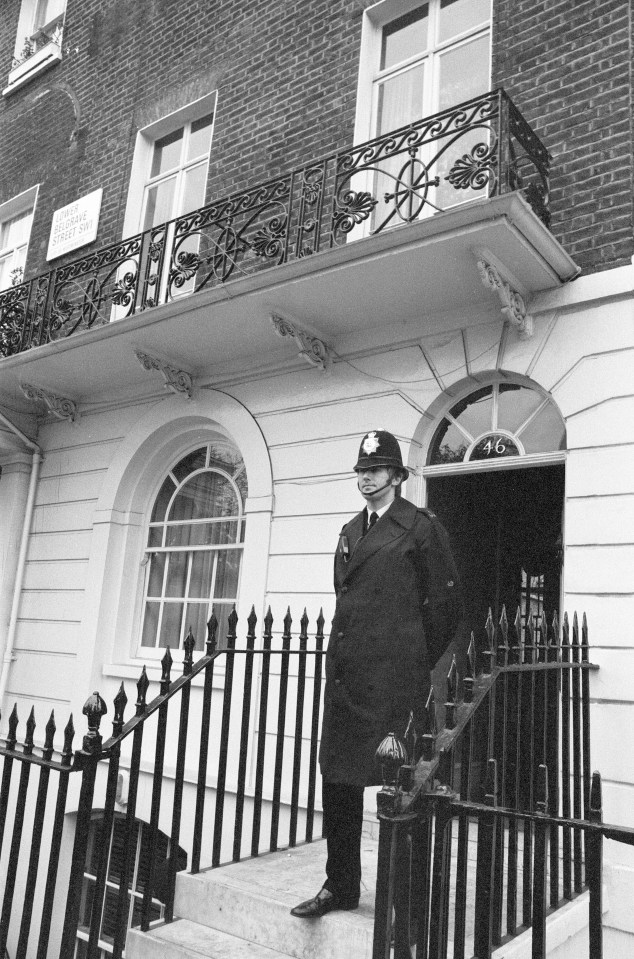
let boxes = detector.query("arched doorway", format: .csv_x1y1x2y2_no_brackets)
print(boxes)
422,380,566,636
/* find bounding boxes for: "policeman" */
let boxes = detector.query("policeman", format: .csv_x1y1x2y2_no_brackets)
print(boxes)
291,429,461,918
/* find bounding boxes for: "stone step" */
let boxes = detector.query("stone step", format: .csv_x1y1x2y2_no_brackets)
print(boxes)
127,919,297,959
170,838,376,959
126,824,594,959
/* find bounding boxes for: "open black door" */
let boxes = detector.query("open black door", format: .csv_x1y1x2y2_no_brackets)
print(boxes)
427,465,565,639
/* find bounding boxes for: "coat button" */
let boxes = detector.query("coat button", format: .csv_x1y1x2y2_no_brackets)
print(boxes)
335,679,341,685
338,631,344,639
341,585,348,593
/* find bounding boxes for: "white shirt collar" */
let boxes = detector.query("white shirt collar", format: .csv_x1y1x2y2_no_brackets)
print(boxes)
366,502,391,520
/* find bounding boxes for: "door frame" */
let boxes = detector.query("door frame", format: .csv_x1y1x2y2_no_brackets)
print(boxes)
420,453,567,633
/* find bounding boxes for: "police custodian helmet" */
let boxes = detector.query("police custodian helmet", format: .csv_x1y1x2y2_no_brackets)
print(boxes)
353,429,409,479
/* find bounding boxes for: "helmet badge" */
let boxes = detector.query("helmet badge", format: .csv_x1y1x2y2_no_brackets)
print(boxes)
362,431,381,455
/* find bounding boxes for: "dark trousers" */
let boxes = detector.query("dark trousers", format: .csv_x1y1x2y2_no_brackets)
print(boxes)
322,780,364,903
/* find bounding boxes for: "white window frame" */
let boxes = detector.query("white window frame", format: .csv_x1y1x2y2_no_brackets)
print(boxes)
116,93,217,313
0,185,39,293
349,0,491,234
121,92,218,241
3,0,66,97
355,0,491,144
137,438,247,659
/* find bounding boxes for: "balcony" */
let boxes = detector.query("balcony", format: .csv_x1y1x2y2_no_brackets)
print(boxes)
0,90,578,402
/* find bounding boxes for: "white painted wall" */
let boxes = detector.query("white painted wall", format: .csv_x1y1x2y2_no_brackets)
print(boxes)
2,260,634,949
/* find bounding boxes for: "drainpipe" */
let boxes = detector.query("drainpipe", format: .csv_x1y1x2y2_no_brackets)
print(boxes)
0,410,42,713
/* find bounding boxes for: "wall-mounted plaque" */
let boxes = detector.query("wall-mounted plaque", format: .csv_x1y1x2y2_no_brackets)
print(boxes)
46,188,103,261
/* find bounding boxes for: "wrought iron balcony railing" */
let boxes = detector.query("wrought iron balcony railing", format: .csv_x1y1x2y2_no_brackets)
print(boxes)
0,89,550,359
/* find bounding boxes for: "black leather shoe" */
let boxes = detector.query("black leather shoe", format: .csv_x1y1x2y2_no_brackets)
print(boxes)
290,887,359,918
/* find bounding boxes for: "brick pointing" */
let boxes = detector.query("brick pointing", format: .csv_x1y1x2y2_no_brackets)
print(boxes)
493,0,634,273
0,0,632,280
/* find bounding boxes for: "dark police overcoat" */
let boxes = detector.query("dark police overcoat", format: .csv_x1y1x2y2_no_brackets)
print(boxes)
319,496,437,788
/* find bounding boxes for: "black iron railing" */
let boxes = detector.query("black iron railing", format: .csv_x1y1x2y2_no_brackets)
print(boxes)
0,606,326,959
1,603,622,959
0,88,550,358
370,609,634,959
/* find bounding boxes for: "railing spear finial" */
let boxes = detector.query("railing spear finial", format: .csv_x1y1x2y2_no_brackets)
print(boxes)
483,607,495,675
7,704,18,751
43,711,56,761
498,605,509,666
135,668,150,716
112,683,127,736
161,647,173,693
464,632,476,703
445,655,458,730
81,692,107,755
207,609,218,654
421,686,437,761
183,627,195,674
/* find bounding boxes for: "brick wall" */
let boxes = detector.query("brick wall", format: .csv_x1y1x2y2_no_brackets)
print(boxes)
0,0,632,281
493,0,634,274
0,0,371,279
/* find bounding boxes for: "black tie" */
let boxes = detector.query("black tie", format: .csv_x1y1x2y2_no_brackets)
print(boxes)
368,511,378,530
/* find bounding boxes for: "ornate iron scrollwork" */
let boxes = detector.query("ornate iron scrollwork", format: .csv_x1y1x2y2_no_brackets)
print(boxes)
332,189,378,238
446,141,498,191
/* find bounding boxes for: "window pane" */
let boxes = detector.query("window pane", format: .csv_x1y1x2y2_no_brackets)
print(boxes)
169,473,238,522
189,550,215,598
187,114,214,161
108,819,139,883
148,526,163,547
151,476,176,523
497,385,544,434
438,33,490,111
159,602,184,647
429,418,469,464
143,177,176,230
183,603,210,651
165,519,240,547
78,876,95,927
34,0,65,29
376,64,425,133
1,210,33,249
151,128,183,177
131,895,161,928
147,551,166,597
0,254,13,292
165,551,188,597
212,605,234,649
101,886,122,943
381,5,428,70
439,0,490,43
451,386,492,438
215,550,241,599
172,448,207,483
517,403,565,453
182,162,208,215
141,601,160,647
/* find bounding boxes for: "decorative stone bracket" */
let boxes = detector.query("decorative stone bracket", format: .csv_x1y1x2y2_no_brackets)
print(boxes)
270,314,332,371
135,350,193,398
20,383,78,422
477,258,534,340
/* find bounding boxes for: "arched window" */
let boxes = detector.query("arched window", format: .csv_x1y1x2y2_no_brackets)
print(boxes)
428,382,565,466
140,439,248,651
76,816,187,958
